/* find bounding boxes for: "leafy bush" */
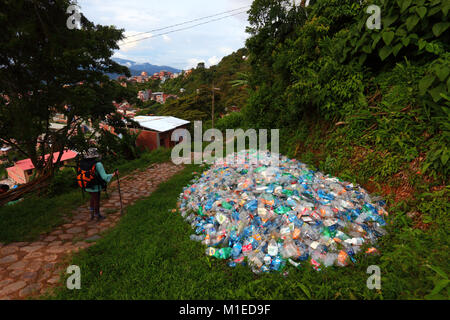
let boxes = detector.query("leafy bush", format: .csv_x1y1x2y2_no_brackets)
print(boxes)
135,101,162,116
97,124,141,163
418,52,450,119
342,0,449,66
47,167,78,196
216,112,244,131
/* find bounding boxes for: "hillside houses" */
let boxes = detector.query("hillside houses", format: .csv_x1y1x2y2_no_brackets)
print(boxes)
138,89,152,102
151,70,179,82
136,90,178,104
151,92,178,104
120,70,181,84
113,100,137,117
184,69,193,77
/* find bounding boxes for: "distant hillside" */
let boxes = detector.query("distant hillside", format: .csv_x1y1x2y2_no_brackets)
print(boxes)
109,58,181,79
157,48,250,122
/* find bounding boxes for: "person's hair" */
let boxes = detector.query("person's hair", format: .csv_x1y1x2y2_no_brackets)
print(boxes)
0,184,10,192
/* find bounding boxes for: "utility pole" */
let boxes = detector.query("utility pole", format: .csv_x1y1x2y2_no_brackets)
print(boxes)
211,83,220,129
212,82,215,129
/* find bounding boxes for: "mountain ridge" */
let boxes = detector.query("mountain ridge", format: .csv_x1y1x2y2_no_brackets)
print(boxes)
110,58,181,79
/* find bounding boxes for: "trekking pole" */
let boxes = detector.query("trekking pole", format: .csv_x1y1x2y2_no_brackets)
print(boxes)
115,169,124,215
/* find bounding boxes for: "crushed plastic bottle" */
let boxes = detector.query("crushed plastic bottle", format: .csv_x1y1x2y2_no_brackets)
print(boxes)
178,150,388,274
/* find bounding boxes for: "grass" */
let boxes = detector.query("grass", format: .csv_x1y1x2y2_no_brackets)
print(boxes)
0,192,83,244
103,148,171,176
0,148,171,244
279,118,449,300
1,138,447,299
47,162,445,300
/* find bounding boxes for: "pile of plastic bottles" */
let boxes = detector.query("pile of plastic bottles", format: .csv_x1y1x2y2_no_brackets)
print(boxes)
178,150,388,273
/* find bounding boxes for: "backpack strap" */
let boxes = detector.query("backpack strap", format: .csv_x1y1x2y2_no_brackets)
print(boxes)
76,156,86,198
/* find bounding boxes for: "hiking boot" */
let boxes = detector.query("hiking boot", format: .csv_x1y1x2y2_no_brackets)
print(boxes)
96,214,106,221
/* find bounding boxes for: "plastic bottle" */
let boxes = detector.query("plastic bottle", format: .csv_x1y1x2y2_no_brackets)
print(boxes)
288,258,301,269
190,234,204,242
231,243,242,258
180,149,387,274
268,238,278,256
323,253,338,267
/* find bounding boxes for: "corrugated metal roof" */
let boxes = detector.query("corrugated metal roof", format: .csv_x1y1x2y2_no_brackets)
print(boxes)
132,116,189,132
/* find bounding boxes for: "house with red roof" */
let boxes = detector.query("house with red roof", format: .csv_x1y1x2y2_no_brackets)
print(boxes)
6,150,78,184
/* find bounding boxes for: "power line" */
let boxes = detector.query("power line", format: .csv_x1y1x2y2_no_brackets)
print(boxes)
120,10,248,45
124,5,251,39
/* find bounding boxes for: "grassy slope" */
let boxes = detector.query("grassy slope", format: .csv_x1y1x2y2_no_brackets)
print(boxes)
51,163,436,300
279,119,449,300
0,192,84,244
2,130,445,298
0,148,171,244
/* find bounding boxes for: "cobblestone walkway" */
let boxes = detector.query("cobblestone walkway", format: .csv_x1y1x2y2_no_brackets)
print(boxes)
0,162,183,300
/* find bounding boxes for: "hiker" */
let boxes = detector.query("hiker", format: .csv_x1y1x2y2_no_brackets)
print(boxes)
77,148,117,221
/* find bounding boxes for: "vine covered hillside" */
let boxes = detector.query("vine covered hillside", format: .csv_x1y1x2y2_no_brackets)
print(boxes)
215,0,449,299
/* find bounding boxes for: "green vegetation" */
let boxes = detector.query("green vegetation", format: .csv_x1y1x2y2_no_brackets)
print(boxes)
50,164,447,299
0,148,171,244
117,49,250,124
156,48,250,123
238,0,448,179
101,147,171,175
1,0,448,300
220,0,450,299
134,100,163,116
0,0,132,174
162,48,249,99
0,190,83,244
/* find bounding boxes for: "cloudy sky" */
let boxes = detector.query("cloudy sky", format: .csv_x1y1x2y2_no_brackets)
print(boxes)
76,0,253,70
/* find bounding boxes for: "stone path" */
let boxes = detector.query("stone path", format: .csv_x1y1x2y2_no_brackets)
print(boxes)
0,162,184,300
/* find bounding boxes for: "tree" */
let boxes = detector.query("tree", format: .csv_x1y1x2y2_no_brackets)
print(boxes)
160,48,250,119
243,0,308,128
158,90,218,123
246,0,308,85
0,0,130,180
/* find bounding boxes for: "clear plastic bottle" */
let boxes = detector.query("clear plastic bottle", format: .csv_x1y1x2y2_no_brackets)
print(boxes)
323,253,338,267
190,234,204,242
268,238,278,256
180,149,388,274
288,258,301,269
